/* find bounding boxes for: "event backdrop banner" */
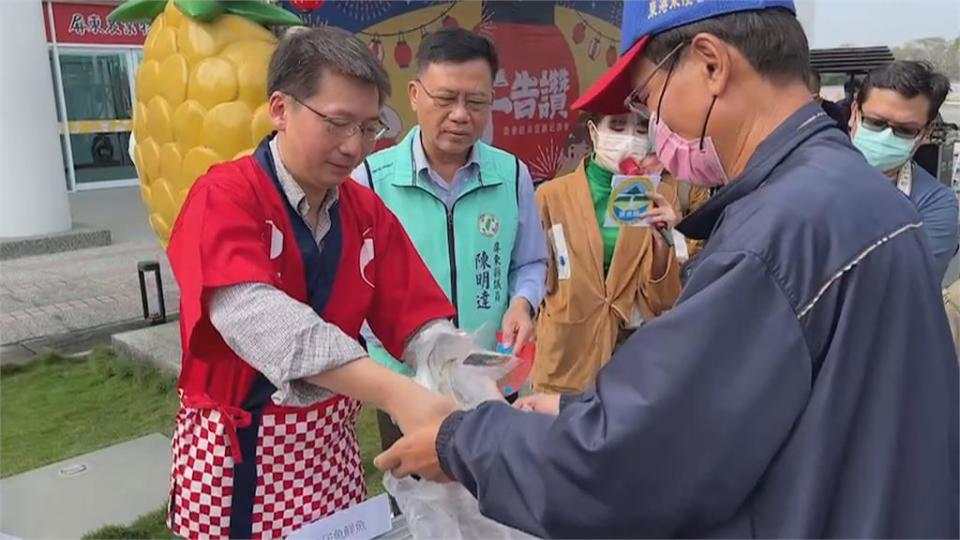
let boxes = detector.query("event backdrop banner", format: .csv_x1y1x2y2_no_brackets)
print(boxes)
284,0,623,182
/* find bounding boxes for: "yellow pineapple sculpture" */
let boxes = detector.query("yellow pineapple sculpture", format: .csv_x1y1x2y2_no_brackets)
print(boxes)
109,0,301,246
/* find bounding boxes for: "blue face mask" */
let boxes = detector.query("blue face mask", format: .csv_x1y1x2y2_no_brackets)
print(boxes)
852,120,918,173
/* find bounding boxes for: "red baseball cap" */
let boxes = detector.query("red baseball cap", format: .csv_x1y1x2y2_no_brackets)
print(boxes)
571,0,797,115
571,35,650,115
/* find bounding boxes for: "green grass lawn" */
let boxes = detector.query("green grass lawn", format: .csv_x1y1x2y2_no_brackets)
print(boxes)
0,348,179,478
1,348,385,539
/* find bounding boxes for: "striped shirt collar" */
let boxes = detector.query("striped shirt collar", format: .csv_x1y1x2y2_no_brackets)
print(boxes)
269,137,339,221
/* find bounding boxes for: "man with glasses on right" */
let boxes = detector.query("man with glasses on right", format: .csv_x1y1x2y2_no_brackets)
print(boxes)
850,60,958,282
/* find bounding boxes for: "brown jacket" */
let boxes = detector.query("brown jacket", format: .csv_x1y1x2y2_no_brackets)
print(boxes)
675,182,711,260
533,162,683,394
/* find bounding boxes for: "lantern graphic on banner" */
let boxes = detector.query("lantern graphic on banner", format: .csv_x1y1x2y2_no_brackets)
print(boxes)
588,36,601,60
572,21,586,44
369,36,384,62
394,35,412,68
606,43,617,67
289,0,324,12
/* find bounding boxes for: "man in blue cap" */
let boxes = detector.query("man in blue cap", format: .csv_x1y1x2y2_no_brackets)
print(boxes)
375,2,959,537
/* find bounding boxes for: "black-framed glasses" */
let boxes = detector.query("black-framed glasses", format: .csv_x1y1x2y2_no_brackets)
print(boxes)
857,108,925,140
415,80,493,112
289,94,387,142
624,41,687,116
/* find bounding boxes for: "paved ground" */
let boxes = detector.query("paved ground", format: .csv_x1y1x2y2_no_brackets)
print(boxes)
0,241,179,346
1,186,179,349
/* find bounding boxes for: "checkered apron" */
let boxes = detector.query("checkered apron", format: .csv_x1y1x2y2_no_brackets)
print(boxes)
168,392,365,539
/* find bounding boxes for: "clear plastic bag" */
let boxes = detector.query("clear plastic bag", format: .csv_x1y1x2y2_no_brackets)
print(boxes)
384,475,535,540
386,322,538,539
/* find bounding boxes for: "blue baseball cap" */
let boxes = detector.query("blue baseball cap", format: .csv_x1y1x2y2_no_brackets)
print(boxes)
571,0,797,114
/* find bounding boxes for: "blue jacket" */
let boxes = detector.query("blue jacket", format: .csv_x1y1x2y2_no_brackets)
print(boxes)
436,103,959,538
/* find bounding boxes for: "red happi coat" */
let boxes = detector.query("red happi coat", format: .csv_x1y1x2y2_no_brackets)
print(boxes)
165,136,454,539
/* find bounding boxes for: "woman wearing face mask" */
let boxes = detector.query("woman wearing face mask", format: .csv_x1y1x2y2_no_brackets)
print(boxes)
529,112,682,395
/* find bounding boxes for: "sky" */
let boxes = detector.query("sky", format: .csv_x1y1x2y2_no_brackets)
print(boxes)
800,0,960,49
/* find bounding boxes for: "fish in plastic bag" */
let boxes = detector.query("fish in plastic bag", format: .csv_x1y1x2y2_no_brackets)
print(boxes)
402,322,517,409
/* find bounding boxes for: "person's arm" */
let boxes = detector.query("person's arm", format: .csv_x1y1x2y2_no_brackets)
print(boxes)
208,282,455,431
209,283,367,406
918,184,959,282
501,162,548,349
301,355,457,432
507,161,548,311
434,250,811,538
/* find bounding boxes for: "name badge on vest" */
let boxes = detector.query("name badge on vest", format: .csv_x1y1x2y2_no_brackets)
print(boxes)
551,224,571,280
605,174,662,227
672,229,690,262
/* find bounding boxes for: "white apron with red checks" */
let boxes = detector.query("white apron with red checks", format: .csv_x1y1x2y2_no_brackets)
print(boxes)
168,393,365,539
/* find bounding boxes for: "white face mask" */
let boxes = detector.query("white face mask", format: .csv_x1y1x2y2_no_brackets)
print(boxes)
592,128,651,173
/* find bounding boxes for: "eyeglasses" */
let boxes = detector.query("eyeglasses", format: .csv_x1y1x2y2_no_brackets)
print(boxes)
415,81,493,112
289,95,387,142
624,41,687,116
857,109,925,140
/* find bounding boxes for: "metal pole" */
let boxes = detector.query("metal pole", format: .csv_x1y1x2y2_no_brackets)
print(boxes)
154,266,166,323
137,268,149,320
47,1,77,192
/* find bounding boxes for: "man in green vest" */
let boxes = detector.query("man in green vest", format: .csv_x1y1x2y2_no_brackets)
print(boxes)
351,27,547,451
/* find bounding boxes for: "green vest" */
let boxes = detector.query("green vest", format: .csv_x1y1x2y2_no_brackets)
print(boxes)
364,127,519,370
